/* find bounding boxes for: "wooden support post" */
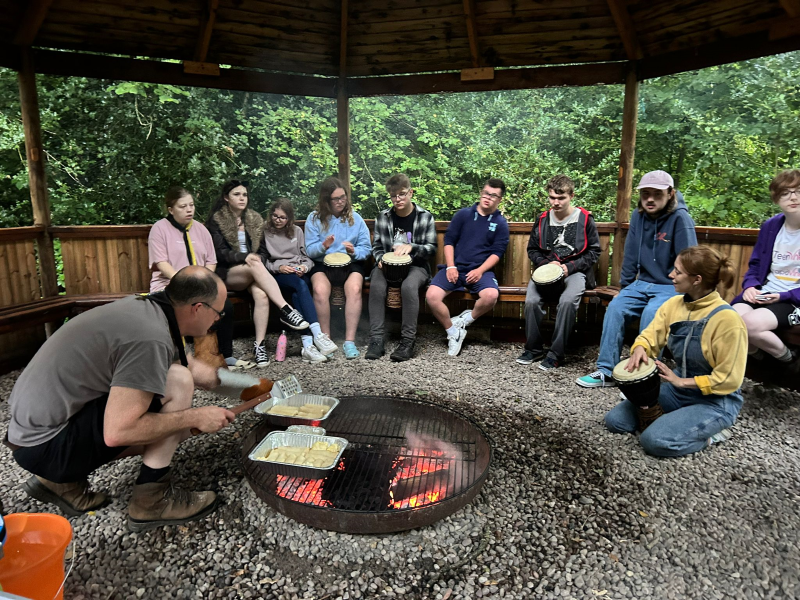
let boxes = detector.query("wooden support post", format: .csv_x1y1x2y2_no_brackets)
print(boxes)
13,0,54,46
605,0,643,60
18,48,59,303
337,0,350,189
611,65,639,287
463,0,482,68
193,0,219,63
779,0,800,18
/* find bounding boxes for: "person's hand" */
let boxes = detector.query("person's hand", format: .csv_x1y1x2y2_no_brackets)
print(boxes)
393,244,412,256
342,241,355,255
377,260,383,269
549,260,568,277
446,267,459,284
279,265,295,275
625,346,650,372
322,234,335,250
756,293,780,305
742,287,760,303
193,406,235,433
245,253,261,267
655,360,681,386
295,266,306,277
465,269,482,284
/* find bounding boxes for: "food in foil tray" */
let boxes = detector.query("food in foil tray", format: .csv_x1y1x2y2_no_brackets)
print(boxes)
266,403,329,419
254,441,341,468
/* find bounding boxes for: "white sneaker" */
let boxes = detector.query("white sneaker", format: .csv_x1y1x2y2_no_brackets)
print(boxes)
451,309,472,329
313,333,338,355
301,345,328,363
447,328,467,357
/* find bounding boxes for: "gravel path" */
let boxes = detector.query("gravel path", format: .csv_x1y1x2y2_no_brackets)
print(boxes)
1,331,799,600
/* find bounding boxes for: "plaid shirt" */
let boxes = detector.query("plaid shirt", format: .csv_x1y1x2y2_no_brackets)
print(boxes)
372,205,437,273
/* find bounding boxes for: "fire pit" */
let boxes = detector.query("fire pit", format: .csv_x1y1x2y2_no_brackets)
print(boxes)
241,395,493,533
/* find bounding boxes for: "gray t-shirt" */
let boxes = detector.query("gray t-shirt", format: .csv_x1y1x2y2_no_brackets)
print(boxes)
8,295,175,447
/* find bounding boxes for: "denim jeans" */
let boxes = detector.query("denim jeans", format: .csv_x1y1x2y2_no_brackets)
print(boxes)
596,280,677,377
604,382,743,457
524,272,585,361
273,273,318,324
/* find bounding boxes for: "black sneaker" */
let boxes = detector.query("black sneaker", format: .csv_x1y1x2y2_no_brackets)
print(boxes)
280,305,309,330
516,349,545,365
390,338,415,362
539,356,560,371
254,341,270,367
365,338,385,360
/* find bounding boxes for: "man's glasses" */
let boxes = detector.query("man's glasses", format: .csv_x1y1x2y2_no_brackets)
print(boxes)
198,302,225,319
390,189,411,200
330,194,348,203
481,191,502,201
779,189,799,200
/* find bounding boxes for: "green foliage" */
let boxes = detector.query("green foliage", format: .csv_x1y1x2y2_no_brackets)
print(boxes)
0,50,798,229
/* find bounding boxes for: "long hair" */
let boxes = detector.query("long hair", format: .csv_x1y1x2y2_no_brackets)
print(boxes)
206,179,249,224
312,176,353,232
678,246,736,292
265,197,296,239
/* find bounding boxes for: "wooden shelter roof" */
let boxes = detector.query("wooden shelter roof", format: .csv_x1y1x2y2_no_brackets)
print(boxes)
1,0,800,96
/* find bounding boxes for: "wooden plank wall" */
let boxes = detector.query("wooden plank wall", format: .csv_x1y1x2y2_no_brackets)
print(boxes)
0,227,47,368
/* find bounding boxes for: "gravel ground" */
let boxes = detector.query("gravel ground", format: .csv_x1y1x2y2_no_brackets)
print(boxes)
1,330,799,600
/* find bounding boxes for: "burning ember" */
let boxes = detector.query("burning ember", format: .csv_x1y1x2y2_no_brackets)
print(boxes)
275,431,464,511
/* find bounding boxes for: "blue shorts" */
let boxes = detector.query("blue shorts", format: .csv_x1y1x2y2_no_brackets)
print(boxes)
430,268,498,294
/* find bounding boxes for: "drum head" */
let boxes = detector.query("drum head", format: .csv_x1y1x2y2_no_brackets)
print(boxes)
382,251,412,265
532,263,564,285
612,358,657,382
324,252,351,267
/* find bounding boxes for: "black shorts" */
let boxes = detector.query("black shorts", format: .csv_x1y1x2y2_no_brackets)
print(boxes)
13,394,163,483
736,301,799,330
309,259,368,279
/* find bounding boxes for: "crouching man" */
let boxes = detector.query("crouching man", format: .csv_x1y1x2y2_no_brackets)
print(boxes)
6,266,265,531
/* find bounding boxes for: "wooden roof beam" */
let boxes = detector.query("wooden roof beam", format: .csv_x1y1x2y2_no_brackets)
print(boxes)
13,0,55,46
463,0,482,68
605,0,643,60
779,0,800,18
193,0,219,63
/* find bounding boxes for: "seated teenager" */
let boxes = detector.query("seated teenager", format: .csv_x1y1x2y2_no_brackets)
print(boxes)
259,198,338,363
604,246,747,457
149,186,254,370
731,169,800,363
205,180,308,367
304,177,371,360
425,178,510,357
519,174,600,371
366,173,437,362
577,170,697,388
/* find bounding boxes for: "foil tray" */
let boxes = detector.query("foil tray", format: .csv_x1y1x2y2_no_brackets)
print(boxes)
254,393,340,426
247,431,348,479
286,425,326,436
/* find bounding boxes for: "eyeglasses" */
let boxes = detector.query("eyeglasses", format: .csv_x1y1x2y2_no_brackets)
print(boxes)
272,214,288,221
390,189,411,200
198,302,225,319
779,189,799,200
330,194,348,203
481,191,502,201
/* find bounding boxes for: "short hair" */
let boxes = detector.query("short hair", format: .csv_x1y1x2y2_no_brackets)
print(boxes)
769,169,800,203
385,173,412,196
677,246,736,291
484,178,506,197
165,186,191,209
546,175,575,196
165,267,222,306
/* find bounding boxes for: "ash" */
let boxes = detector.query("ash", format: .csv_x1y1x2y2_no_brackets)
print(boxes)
1,331,799,600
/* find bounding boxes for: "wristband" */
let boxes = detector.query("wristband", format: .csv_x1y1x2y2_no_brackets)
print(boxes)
446,266,457,271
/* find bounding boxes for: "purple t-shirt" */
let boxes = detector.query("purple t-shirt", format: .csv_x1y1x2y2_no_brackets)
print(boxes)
148,218,216,292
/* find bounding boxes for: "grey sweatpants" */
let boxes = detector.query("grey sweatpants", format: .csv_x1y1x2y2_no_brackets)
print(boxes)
524,272,586,361
368,265,429,340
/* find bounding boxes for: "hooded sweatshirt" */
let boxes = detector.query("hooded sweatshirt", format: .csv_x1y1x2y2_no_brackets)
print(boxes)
620,191,697,287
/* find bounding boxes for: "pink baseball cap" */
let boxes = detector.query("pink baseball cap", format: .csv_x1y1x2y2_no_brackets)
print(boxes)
636,170,674,190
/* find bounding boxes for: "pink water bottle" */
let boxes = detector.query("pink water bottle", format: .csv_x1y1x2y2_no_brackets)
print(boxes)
275,330,287,362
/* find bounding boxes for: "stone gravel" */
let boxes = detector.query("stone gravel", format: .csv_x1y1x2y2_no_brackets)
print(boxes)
1,330,799,600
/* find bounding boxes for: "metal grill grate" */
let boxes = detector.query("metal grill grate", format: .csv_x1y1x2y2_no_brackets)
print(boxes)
242,396,492,533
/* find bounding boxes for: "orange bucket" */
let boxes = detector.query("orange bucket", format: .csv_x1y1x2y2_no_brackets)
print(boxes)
0,513,73,600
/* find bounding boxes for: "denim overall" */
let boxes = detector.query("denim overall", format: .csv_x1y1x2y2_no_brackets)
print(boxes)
605,304,743,457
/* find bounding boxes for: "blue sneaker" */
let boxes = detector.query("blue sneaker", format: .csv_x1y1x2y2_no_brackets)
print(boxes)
576,370,615,388
343,341,360,360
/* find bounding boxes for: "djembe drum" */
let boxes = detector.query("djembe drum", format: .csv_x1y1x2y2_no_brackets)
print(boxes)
612,358,663,431
323,252,352,306
381,251,412,309
531,263,566,301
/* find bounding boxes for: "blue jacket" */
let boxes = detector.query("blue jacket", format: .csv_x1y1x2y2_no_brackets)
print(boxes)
620,191,697,287
304,211,372,262
444,204,510,272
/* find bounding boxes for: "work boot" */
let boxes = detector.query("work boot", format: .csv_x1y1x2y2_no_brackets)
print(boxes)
636,404,664,432
127,469,219,532
365,337,385,360
23,475,109,517
390,338,415,362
